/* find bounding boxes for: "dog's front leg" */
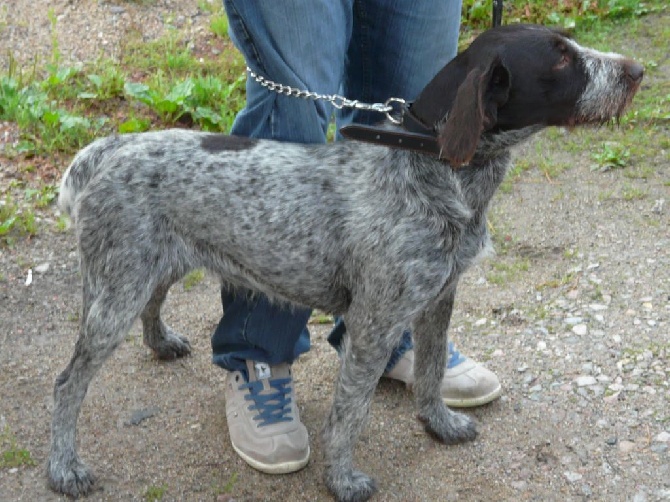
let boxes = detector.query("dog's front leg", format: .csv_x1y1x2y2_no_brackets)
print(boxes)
412,283,478,444
322,310,403,502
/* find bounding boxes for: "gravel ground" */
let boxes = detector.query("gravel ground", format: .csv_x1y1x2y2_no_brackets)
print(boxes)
1,2,669,501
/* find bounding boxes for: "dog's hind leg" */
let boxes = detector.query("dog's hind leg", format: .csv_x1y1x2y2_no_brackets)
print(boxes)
322,304,406,502
141,280,192,360
47,275,153,497
412,282,478,444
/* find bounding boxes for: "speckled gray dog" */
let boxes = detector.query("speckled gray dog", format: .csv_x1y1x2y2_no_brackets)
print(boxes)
49,25,642,502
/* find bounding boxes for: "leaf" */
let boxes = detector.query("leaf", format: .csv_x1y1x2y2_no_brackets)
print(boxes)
0,216,16,236
119,117,151,133
164,79,194,105
59,114,90,131
87,74,103,88
124,82,154,105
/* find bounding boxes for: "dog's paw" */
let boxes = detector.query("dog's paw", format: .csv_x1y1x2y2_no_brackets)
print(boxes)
150,329,192,360
325,467,377,502
47,456,97,497
419,406,478,445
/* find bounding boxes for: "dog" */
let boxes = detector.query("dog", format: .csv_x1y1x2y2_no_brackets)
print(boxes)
49,24,642,502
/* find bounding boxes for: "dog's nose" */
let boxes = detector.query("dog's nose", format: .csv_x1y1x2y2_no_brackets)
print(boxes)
624,60,644,84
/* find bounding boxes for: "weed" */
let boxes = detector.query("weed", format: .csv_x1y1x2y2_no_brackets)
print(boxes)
310,311,335,325
591,141,630,170
24,184,58,208
0,426,36,469
0,195,38,245
198,0,220,13
143,484,167,501
210,14,229,39
212,472,238,496
55,215,69,232
537,271,577,289
621,185,646,201
487,259,530,285
183,269,206,291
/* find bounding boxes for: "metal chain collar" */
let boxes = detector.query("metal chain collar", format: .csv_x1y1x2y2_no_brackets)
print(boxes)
246,66,406,124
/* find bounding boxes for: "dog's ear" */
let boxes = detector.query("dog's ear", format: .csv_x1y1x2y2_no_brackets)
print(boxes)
438,58,511,166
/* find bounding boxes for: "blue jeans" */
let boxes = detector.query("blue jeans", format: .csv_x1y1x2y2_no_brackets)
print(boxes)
212,0,462,374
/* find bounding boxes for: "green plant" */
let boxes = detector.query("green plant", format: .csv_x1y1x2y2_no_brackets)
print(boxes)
124,73,245,130
210,14,229,39
143,484,167,501
486,259,530,285
24,184,58,208
0,426,36,468
591,141,630,170
183,268,206,291
0,195,38,244
621,184,646,200
212,472,239,496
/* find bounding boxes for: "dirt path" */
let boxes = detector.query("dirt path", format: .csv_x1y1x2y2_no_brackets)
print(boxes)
1,2,669,501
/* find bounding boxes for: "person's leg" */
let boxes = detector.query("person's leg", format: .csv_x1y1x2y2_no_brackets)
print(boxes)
216,0,354,474
330,0,502,407
213,0,354,376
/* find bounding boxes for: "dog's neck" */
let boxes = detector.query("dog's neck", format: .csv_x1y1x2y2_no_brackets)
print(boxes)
469,125,544,165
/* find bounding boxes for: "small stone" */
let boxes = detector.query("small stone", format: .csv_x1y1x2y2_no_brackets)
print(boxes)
651,443,668,454
510,481,527,491
126,407,160,426
109,5,126,14
633,491,648,502
572,324,588,335
618,440,636,454
605,437,618,446
564,471,583,483
654,431,670,442
575,376,597,387
564,317,583,325
537,341,547,351
517,364,528,373
34,262,50,274
474,318,487,326
589,303,608,311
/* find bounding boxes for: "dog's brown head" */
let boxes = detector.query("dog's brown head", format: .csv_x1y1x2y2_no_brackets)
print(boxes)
410,24,643,166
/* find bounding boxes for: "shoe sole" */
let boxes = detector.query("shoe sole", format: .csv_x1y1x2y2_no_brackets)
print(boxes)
231,443,310,475
442,383,503,408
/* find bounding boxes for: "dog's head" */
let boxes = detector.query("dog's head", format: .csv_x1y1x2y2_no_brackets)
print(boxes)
410,24,643,166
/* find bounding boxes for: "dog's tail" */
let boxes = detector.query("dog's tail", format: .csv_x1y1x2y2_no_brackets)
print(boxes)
58,135,128,223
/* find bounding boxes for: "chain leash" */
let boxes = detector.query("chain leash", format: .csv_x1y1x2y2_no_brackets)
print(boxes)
246,67,406,125
244,2,503,126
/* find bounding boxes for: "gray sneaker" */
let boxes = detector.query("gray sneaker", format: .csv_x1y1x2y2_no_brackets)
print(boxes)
225,360,310,474
383,342,502,408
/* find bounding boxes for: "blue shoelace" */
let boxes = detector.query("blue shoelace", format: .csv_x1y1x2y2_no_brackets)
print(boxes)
447,342,467,369
240,377,293,427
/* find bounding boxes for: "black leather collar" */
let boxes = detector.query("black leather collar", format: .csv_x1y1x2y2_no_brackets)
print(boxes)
339,105,441,156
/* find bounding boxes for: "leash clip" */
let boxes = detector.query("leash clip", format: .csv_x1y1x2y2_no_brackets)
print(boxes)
384,97,407,125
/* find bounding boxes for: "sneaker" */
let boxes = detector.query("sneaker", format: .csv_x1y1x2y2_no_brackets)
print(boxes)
225,360,310,474
383,342,502,408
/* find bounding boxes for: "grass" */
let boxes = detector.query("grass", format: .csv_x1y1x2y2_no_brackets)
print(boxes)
182,268,206,291
486,258,531,285
0,426,36,469
143,484,167,501
0,0,667,245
